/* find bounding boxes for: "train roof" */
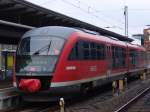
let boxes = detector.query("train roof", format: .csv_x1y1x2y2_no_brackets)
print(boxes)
22,26,80,39
127,43,145,51
77,31,145,50
22,26,145,51
22,26,130,42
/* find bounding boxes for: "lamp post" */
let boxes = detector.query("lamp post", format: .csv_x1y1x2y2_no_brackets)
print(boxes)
124,6,128,37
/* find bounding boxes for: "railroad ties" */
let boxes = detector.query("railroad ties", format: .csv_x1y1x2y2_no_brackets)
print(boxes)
62,75,150,112
115,81,150,112
0,73,149,112
0,87,20,110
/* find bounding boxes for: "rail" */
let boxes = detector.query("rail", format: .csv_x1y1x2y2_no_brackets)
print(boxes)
114,85,150,112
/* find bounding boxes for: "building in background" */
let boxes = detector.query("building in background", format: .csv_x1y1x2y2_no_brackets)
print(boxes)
132,34,144,46
144,28,150,51
144,28,150,68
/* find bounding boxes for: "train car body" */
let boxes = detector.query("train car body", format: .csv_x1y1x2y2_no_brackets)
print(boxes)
13,26,147,101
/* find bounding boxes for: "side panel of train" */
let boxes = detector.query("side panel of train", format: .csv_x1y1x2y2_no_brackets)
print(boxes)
51,32,147,88
127,44,147,74
51,32,108,87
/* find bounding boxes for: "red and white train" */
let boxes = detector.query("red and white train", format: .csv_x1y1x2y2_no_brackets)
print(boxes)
13,26,148,101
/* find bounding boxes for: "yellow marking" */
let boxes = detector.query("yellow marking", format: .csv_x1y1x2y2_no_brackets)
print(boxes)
119,80,124,91
7,55,13,68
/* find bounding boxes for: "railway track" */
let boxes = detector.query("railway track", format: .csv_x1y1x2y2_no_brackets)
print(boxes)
3,83,113,112
63,76,150,112
115,83,150,112
2,76,150,112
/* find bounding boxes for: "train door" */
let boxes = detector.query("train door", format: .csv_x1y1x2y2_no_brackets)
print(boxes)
106,45,112,78
1,50,15,80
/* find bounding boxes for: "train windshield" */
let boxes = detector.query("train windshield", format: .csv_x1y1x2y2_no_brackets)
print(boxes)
16,36,65,73
17,36,65,55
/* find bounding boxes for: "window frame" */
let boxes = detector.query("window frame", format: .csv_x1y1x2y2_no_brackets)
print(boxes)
68,39,106,61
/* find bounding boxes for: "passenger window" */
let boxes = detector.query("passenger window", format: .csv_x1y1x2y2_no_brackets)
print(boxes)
69,42,79,60
83,42,90,59
112,46,126,68
96,44,105,60
129,49,138,66
91,49,97,59
68,40,105,60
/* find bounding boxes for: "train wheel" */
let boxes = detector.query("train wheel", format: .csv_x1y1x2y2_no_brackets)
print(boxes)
80,82,93,95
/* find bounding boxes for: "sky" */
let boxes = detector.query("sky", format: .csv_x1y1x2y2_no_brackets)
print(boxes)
26,0,150,44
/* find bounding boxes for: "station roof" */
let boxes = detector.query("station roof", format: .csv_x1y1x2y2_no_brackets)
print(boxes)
0,0,133,44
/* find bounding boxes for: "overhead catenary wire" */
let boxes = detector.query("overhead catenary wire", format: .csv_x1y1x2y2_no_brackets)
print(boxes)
31,0,150,37
74,0,125,25
60,0,120,28
39,0,124,30
73,0,125,26
63,0,124,30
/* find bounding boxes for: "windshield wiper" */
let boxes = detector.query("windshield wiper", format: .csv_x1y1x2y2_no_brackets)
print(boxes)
47,41,51,55
33,41,51,55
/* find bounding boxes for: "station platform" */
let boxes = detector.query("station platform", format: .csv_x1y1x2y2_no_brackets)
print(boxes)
0,79,20,111
0,79,13,89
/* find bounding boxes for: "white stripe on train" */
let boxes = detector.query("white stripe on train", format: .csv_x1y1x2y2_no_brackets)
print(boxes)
50,68,146,87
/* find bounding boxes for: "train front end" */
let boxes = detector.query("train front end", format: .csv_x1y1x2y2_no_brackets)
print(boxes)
13,27,66,94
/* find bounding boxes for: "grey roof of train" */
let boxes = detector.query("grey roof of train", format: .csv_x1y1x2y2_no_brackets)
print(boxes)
22,26,135,46
23,26,80,39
